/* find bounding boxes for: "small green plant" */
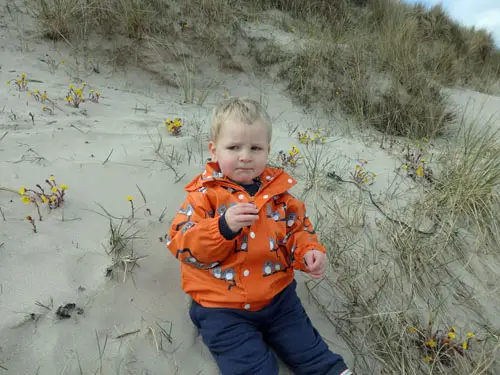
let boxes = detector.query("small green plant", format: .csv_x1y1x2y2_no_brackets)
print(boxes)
277,145,301,169
351,160,376,185
165,117,183,136
6,73,29,91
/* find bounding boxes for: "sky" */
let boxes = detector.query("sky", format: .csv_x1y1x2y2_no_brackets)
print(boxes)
402,0,500,46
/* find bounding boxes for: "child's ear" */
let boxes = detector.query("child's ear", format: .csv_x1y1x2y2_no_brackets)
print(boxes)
208,141,217,162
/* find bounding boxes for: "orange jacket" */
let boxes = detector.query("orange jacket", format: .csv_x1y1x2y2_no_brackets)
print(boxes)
166,162,326,311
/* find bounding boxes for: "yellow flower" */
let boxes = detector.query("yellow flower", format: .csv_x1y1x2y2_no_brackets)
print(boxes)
423,356,433,363
462,341,468,350
126,195,133,201
448,331,456,339
60,184,68,190
41,195,48,203
49,175,55,181
19,186,26,195
28,92,32,96
51,186,58,193
467,332,474,338
425,340,437,348
6,81,10,85
50,196,57,201
355,165,360,170
423,137,428,142
421,158,425,163
21,195,31,204
61,60,65,64
69,84,74,89
20,73,26,78
408,327,417,333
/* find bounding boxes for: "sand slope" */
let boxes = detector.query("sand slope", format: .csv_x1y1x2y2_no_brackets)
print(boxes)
2,2,500,374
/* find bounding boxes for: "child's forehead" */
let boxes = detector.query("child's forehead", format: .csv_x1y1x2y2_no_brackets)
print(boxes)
219,118,267,140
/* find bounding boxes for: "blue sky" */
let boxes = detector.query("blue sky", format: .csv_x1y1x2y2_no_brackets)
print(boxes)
402,0,500,46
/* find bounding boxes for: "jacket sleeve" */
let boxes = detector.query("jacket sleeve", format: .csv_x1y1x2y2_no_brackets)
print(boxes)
283,194,326,273
167,191,236,266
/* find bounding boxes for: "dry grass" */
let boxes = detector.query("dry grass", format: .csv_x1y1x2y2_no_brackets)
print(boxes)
26,0,499,137
297,116,500,374
425,113,500,249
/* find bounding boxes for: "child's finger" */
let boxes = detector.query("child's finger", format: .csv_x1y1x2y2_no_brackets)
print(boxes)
235,214,259,224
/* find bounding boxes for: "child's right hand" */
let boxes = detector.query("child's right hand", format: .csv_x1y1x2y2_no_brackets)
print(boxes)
225,203,259,233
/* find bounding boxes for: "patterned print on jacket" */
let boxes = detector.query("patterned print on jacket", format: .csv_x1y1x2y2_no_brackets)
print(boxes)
167,162,326,311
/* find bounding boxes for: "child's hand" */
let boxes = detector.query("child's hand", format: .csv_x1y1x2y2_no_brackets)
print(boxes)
225,203,259,233
303,249,327,279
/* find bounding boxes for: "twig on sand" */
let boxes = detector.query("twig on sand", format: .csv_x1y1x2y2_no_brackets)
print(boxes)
158,204,168,222
95,329,108,375
0,242,4,248
35,298,53,311
0,364,7,371
114,328,140,339
0,207,5,221
69,124,88,134
8,147,46,164
0,186,19,195
102,148,114,165
136,184,147,204
0,131,8,142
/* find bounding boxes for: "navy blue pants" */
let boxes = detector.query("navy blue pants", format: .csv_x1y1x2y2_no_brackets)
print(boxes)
189,280,348,375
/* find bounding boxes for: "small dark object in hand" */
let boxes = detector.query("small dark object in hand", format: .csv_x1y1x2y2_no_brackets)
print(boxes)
56,303,84,319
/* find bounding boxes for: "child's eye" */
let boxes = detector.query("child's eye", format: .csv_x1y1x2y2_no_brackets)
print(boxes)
228,146,239,150
252,146,262,151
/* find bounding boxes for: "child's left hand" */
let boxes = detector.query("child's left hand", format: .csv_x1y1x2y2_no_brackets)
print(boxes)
303,249,327,279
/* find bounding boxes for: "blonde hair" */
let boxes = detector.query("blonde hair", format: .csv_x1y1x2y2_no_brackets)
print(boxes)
210,96,272,142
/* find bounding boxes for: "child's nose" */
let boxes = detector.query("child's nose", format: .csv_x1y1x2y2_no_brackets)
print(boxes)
239,151,251,162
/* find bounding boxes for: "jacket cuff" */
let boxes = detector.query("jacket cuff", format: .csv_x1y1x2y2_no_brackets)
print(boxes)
219,214,241,240
294,243,327,272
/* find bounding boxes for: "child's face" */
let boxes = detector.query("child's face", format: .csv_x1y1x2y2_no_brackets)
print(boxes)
209,116,270,184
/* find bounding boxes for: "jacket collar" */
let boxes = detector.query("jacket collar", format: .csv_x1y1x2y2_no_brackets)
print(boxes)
184,162,297,197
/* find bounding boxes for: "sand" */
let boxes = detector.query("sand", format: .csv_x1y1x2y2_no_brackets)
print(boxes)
1,2,500,375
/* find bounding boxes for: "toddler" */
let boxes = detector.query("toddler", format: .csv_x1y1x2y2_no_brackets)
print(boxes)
167,97,352,375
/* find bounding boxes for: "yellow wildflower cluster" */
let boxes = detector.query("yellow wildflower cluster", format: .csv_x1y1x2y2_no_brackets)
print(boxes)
402,138,433,182
165,117,183,136
278,145,301,169
297,129,326,145
66,83,86,108
408,323,475,366
28,89,48,102
89,89,101,103
19,175,68,217
6,73,29,91
352,160,376,185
